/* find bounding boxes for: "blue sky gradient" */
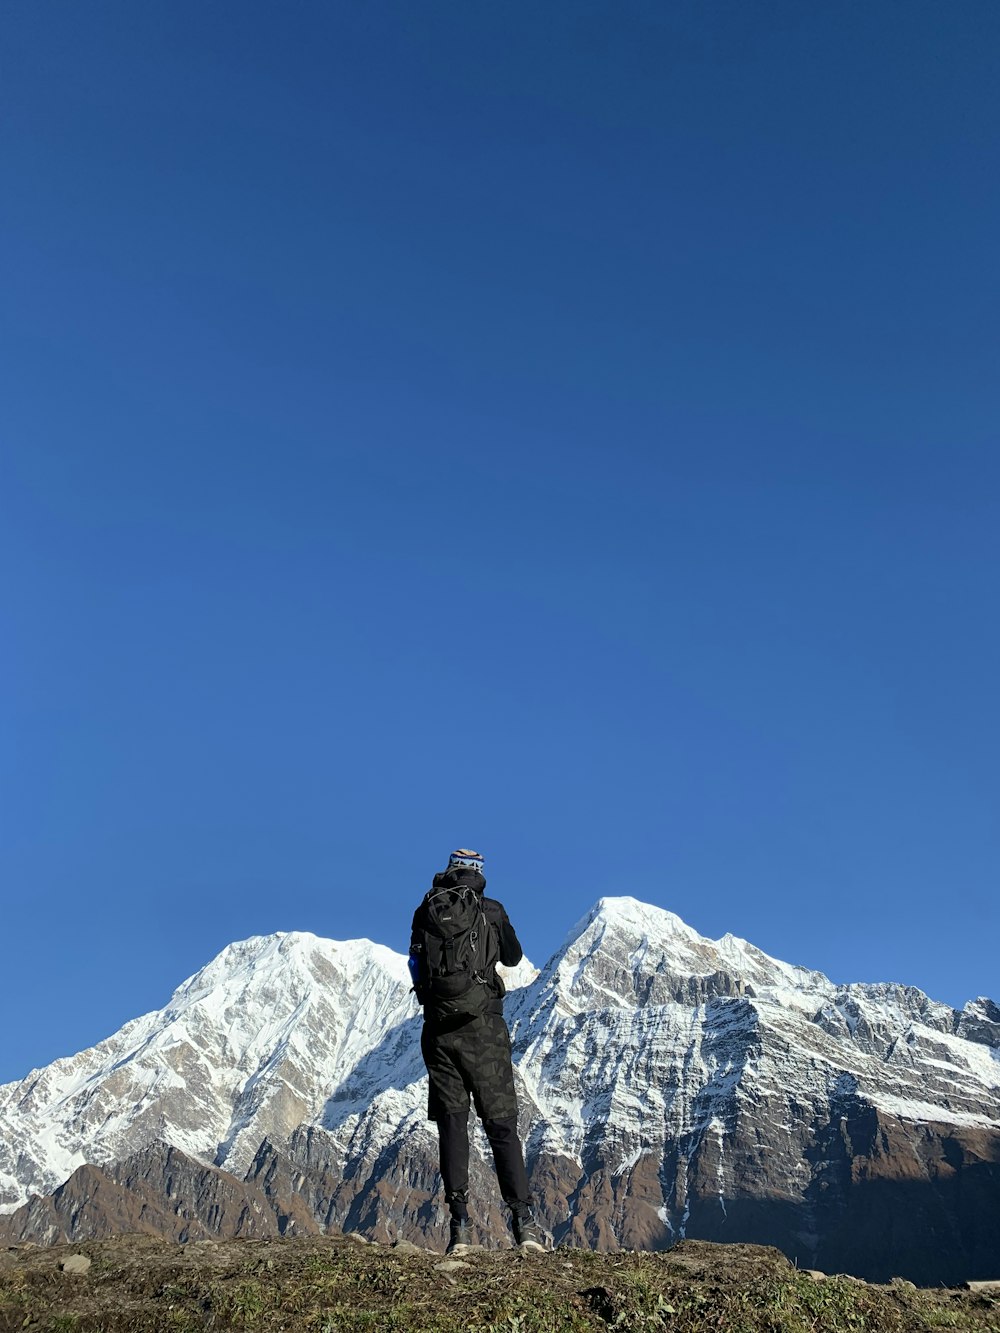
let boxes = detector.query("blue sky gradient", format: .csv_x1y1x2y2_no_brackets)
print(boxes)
2,1,998,1083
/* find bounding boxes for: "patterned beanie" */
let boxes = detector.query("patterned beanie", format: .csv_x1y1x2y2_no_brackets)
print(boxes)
448,848,484,872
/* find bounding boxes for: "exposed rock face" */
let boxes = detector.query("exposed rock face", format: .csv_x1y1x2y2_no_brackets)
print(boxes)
500,902,1000,1283
0,1142,313,1245
1,900,998,1283
0,933,427,1212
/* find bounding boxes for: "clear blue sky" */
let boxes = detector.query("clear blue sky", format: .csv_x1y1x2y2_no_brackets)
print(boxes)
2,2,998,1084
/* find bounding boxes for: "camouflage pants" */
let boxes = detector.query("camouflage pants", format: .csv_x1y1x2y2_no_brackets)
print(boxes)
421,1010,529,1213
421,1010,519,1121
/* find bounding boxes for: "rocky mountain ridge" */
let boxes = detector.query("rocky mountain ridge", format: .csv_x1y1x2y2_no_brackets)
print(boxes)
2,897,998,1283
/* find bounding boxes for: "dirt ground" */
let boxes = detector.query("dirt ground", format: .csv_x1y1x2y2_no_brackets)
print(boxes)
2,1232,998,1332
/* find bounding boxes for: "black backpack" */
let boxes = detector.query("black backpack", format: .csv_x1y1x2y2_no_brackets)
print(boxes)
413,885,500,1019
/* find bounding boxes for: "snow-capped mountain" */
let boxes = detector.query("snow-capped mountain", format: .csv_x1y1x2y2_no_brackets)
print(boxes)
0,934,423,1208
2,898,998,1283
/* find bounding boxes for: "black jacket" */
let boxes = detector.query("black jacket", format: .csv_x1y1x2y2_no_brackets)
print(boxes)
410,867,523,1015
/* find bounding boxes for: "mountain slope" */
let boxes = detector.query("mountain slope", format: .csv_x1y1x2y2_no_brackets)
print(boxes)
2,898,998,1282
501,898,1000,1277
0,934,422,1208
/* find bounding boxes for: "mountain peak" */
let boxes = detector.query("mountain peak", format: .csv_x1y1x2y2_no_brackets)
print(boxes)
2,897,999,1285
587,895,701,940
170,931,408,1007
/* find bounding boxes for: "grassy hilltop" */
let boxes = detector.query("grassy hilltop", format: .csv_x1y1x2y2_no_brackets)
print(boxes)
1,1233,998,1333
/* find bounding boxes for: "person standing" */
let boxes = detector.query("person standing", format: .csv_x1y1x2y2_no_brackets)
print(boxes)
409,848,546,1254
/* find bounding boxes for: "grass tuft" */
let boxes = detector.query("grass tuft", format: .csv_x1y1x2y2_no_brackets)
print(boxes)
0,1235,998,1333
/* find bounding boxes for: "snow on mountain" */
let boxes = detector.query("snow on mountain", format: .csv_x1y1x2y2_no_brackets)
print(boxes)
0,933,419,1210
507,897,1000,1182
2,895,998,1277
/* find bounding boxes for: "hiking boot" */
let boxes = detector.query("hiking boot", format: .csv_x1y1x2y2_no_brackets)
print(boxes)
446,1217,473,1255
511,1209,547,1252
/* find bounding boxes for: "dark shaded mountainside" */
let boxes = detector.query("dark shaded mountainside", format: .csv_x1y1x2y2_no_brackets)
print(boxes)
2,1127,999,1290
2,901,1000,1286
3,1233,1000,1333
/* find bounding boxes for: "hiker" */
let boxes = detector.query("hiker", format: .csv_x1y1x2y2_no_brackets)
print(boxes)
409,848,547,1255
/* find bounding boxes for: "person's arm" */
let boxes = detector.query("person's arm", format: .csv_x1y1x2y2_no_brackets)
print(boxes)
409,907,422,955
409,907,427,1001
485,899,523,967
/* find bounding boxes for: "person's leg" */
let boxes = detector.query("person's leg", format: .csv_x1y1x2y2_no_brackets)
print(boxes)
421,1021,474,1246
436,1109,471,1219
482,1115,530,1208
435,1011,548,1251
467,1014,548,1250
482,1115,545,1247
